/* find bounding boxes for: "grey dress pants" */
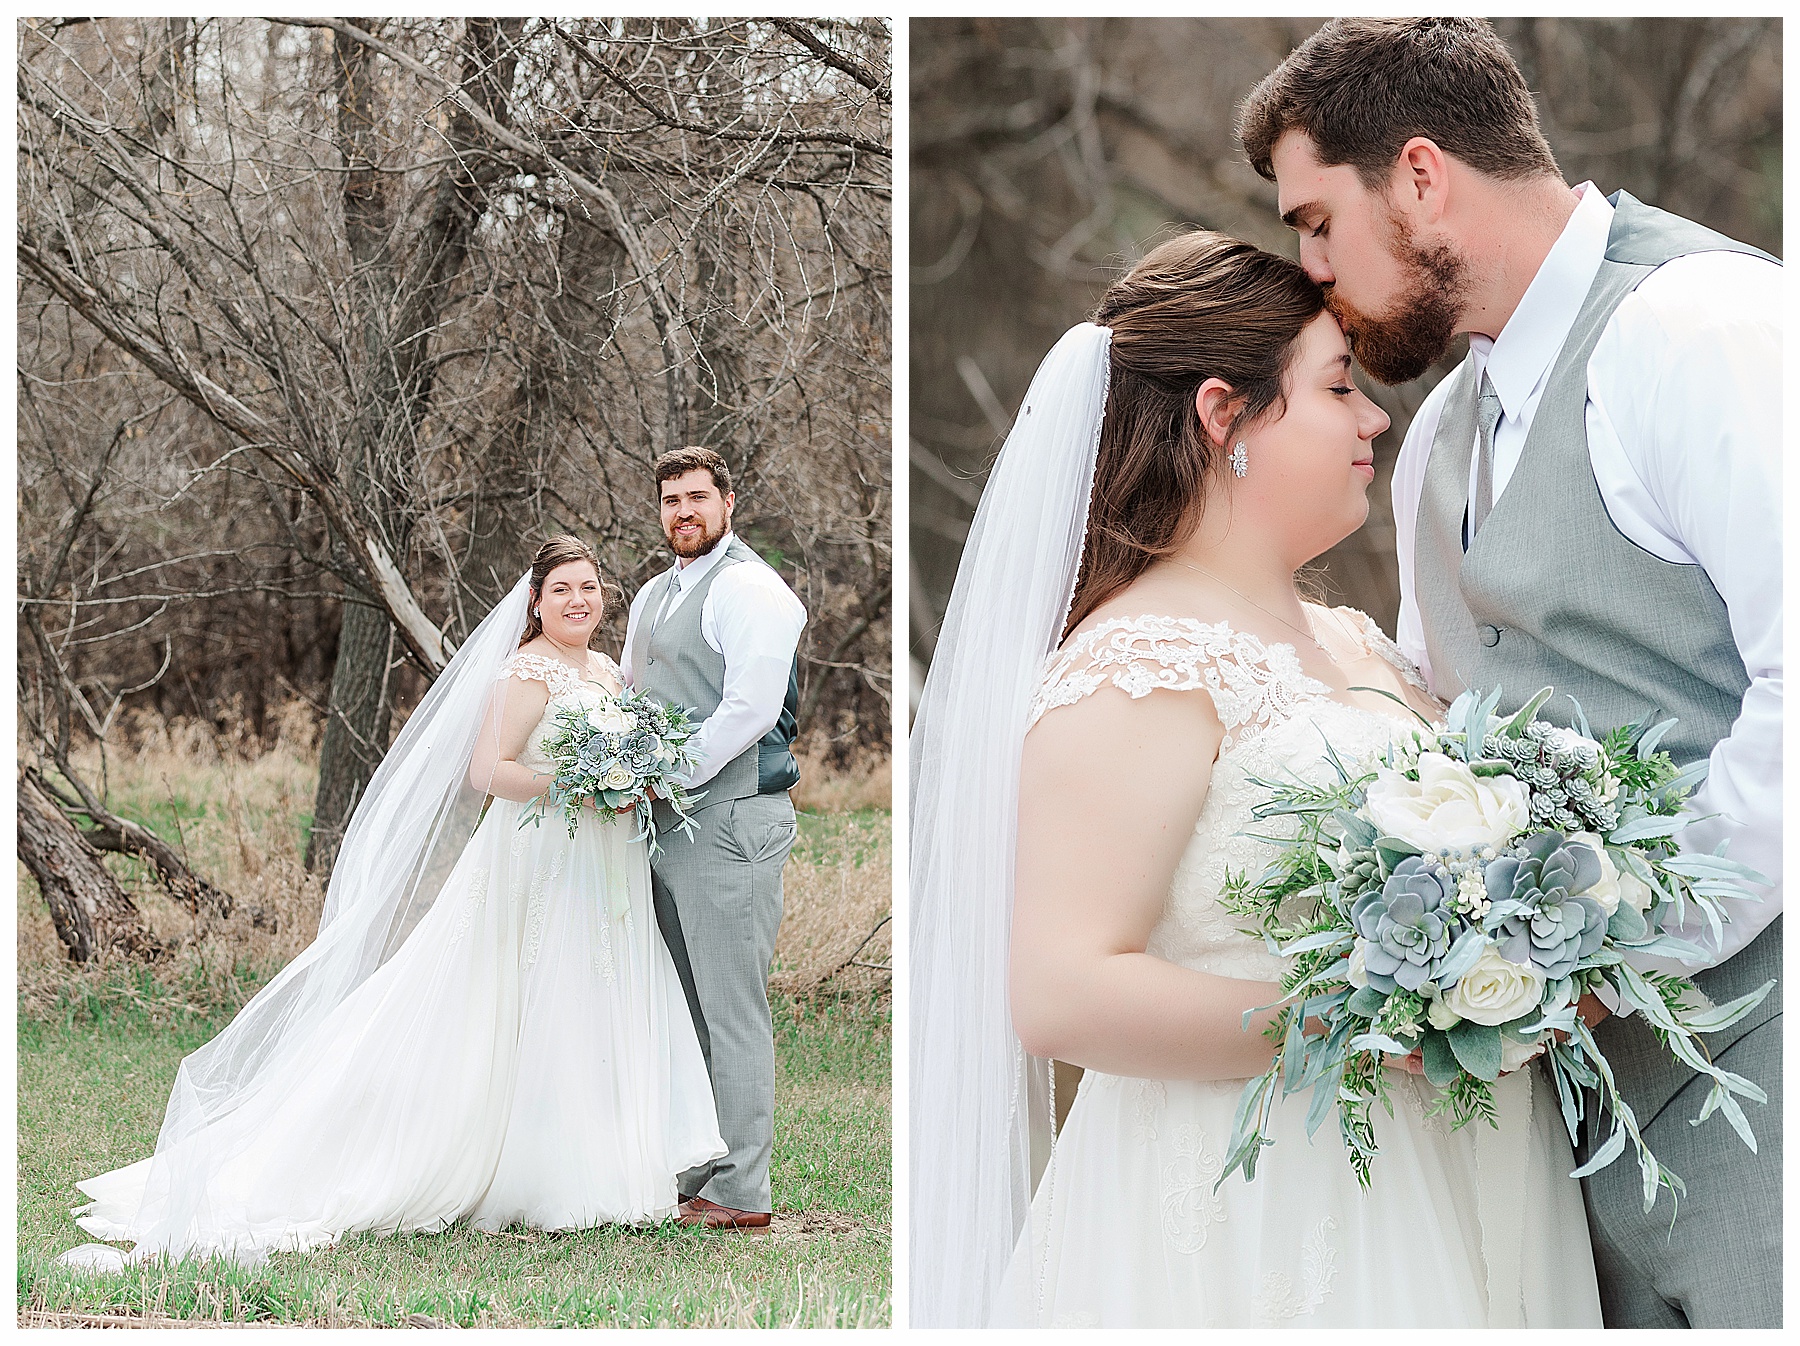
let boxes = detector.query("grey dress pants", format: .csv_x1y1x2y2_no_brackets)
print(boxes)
650,791,797,1213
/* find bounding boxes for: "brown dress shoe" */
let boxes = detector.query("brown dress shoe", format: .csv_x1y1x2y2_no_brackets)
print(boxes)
676,1195,771,1231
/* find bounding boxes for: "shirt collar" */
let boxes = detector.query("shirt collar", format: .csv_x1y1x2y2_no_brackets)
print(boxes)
1468,181,1612,420
672,530,734,588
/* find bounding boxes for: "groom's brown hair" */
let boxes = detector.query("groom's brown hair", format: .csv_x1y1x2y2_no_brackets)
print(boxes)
1238,18,1559,188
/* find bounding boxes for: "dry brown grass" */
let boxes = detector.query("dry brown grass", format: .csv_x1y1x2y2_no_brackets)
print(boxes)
790,739,892,813
20,705,891,1013
769,815,891,999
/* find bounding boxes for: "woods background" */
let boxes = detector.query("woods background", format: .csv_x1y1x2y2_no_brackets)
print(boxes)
19,16,891,954
910,17,1781,710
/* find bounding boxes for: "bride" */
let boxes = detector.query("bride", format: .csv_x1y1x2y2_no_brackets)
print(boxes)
63,535,723,1268
910,232,1603,1327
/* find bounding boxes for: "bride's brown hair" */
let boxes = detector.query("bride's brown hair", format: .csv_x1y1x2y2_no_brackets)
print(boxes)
1064,231,1325,639
519,534,603,647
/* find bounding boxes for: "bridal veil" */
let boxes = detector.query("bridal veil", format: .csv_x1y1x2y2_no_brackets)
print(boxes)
76,573,533,1260
909,323,1111,1326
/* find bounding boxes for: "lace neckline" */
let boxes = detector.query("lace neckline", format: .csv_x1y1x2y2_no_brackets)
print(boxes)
1027,609,1430,752
502,649,622,698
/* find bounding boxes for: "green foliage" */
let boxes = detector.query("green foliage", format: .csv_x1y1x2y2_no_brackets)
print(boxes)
1600,725,1681,797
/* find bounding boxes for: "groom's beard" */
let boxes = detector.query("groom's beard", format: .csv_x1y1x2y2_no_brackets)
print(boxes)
666,515,728,560
1327,226,1468,387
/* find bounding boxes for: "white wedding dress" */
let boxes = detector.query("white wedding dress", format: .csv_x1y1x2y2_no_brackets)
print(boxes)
68,651,723,1264
991,610,1603,1328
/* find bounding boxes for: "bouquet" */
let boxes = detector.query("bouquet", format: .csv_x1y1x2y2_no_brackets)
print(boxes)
520,686,702,854
1219,685,1772,1213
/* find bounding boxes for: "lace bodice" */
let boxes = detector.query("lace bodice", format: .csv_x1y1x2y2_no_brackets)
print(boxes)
499,650,625,773
1028,609,1435,981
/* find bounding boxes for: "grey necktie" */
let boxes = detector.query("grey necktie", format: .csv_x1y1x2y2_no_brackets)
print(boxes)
1470,373,1503,544
649,568,682,637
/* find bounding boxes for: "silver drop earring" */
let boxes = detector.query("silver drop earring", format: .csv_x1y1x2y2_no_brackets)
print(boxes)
1230,442,1248,478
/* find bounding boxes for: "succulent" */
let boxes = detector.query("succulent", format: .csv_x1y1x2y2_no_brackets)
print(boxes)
1335,844,1384,907
1351,857,1461,993
1481,720,1619,834
1483,832,1609,980
621,730,661,773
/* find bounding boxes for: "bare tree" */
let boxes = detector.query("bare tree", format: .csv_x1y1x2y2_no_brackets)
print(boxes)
19,17,891,951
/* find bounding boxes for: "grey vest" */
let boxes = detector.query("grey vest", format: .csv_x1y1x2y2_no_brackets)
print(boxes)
1415,191,1774,768
629,535,800,806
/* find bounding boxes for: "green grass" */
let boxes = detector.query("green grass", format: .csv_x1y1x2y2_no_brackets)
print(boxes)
793,808,889,869
18,984,890,1327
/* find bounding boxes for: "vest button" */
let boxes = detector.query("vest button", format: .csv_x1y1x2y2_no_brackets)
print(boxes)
1479,624,1502,648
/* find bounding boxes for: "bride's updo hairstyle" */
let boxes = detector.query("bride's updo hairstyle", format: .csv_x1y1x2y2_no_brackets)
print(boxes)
1065,231,1325,638
519,533,602,647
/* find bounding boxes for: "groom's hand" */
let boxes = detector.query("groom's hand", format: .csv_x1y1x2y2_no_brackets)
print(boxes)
1575,992,1610,1030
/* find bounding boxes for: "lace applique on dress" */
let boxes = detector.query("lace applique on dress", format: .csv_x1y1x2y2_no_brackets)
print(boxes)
445,867,489,948
1158,1122,1228,1254
1330,605,1434,698
1251,1216,1339,1324
1028,615,1334,751
499,651,588,699
1131,1079,1167,1145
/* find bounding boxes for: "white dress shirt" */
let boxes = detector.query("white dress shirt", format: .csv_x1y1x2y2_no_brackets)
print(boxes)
1391,183,1782,972
623,531,807,790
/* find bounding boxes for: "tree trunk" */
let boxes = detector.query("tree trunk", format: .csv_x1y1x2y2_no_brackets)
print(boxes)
27,763,238,921
18,770,159,962
305,598,396,872
308,18,529,869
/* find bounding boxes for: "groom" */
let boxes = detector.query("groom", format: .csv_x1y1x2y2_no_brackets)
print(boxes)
625,445,806,1230
1244,18,1781,1328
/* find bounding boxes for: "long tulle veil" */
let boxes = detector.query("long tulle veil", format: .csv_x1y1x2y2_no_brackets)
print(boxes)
909,324,1112,1326
94,572,534,1257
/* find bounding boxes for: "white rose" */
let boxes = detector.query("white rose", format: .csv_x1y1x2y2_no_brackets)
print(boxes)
602,764,634,791
590,704,629,733
1427,997,1461,1031
1441,944,1546,1026
1570,832,1621,916
1615,868,1653,915
1500,1036,1546,1073
1346,944,1369,989
1363,753,1530,854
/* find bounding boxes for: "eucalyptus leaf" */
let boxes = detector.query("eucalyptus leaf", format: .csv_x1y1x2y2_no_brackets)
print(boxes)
1305,1074,1336,1138
1608,814,1687,844
1617,934,1710,964
1434,926,1490,988
1421,1029,1460,1087
1277,929,1355,958
1502,687,1555,738
1349,1032,1415,1057
1570,1123,1629,1178
1659,853,1768,884
1606,902,1647,943
1374,840,1420,874
1564,692,1593,741
1636,717,1679,760
1277,1011,1307,1090
1334,810,1377,850
1447,1019,1503,1082
1705,1087,1758,1154
1549,1049,1582,1144
1676,979,1775,1035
